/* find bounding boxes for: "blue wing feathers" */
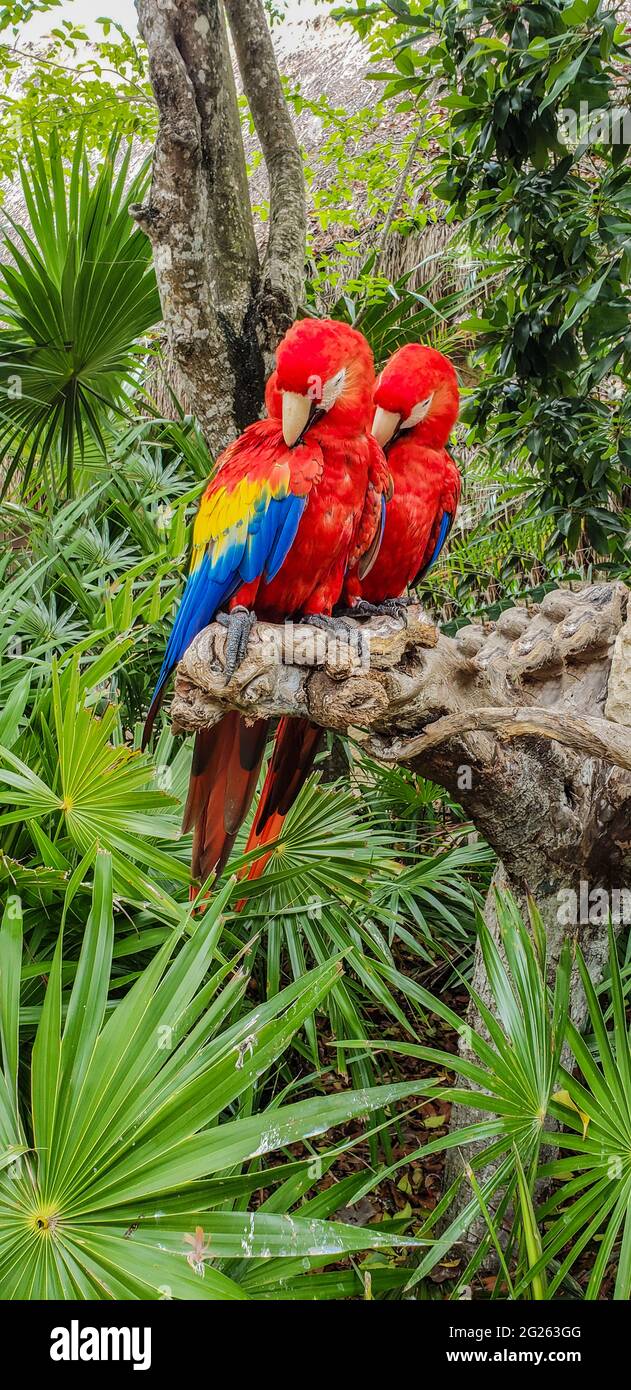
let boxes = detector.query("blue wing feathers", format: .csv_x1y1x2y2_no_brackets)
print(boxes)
420,510,452,579
241,499,281,581
264,494,306,581
147,490,304,715
154,559,233,687
142,456,312,748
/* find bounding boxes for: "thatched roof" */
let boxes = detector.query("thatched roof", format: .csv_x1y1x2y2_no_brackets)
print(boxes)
254,14,457,292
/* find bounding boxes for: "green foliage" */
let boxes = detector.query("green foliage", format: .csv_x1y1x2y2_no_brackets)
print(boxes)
0,855,423,1299
231,774,492,1082
0,2,62,33
288,84,425,242
338,0,631,561
315,248,482,365
0,13,155,179
347,895,631,1300
0,443,199,937
0,656,192,916
536,921,631,1299
349,893,571,1290
0,129,161,496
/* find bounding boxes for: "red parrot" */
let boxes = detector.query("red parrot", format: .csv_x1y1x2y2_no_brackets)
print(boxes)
241,343,460,885
345,343,461,613
142,317,388,883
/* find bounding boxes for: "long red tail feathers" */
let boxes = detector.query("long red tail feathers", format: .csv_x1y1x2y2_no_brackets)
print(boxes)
235,809,286,902
255,718,324,832
238,717,324,895
183,713,270,888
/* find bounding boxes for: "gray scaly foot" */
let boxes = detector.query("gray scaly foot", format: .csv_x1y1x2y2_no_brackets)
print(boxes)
341,596,412,624
217,605,256,682
302,613,356,637
302,612,368,664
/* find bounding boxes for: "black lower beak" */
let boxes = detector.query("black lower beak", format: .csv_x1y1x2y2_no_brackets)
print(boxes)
385,422,403,453
293,400,325,447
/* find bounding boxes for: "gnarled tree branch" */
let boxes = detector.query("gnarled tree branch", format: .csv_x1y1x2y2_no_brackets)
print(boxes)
381,705,631,772
171,582,631,939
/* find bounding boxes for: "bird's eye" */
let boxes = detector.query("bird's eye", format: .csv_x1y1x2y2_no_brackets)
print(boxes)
321,368,347,410
402,393,434,429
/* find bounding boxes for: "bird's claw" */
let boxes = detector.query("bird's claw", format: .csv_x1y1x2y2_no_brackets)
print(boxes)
303,613,355,637
302,613,369,664
342,597,411,625
217,605,256,682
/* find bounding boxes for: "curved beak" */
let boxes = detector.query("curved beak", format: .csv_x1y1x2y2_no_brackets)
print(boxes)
372,406,401,448
282,392,312,448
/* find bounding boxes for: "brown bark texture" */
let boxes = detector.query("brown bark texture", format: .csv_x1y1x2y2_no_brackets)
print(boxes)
133,0,306,454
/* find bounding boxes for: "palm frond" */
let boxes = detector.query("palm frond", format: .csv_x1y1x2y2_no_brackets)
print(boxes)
0,129,161,498
0,856,424,1299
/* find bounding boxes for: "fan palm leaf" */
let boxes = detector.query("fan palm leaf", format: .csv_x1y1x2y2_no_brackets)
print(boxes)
0,854,424,1299
339,892,571,1290
0,129,161,497
520,921,631,1300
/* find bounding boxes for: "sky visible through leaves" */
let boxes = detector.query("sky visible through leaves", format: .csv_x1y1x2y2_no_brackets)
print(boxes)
17,0,320,40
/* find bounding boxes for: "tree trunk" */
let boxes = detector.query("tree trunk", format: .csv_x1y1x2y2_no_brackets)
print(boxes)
133,0,306,452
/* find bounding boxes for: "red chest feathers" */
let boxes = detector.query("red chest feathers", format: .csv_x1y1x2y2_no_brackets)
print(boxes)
359,442,453,604
256,434,371,619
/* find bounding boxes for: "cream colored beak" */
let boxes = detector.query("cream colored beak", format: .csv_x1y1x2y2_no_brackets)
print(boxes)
372,406,401,447
282,391,312,447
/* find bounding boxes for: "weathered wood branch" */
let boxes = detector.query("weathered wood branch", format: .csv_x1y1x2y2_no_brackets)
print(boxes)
171,581,631,931
384,705,631,772
171,607,442,736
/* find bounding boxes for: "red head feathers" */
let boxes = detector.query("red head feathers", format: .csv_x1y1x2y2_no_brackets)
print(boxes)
373,343,459,450
271,317,375,443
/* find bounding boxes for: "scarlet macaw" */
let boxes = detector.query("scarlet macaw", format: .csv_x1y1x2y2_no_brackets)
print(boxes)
346,342,461,614
242,343,460,879
142,317,388,882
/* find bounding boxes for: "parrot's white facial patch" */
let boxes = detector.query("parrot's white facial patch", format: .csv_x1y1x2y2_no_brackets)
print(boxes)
401,393,434,429
321,367,346,410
